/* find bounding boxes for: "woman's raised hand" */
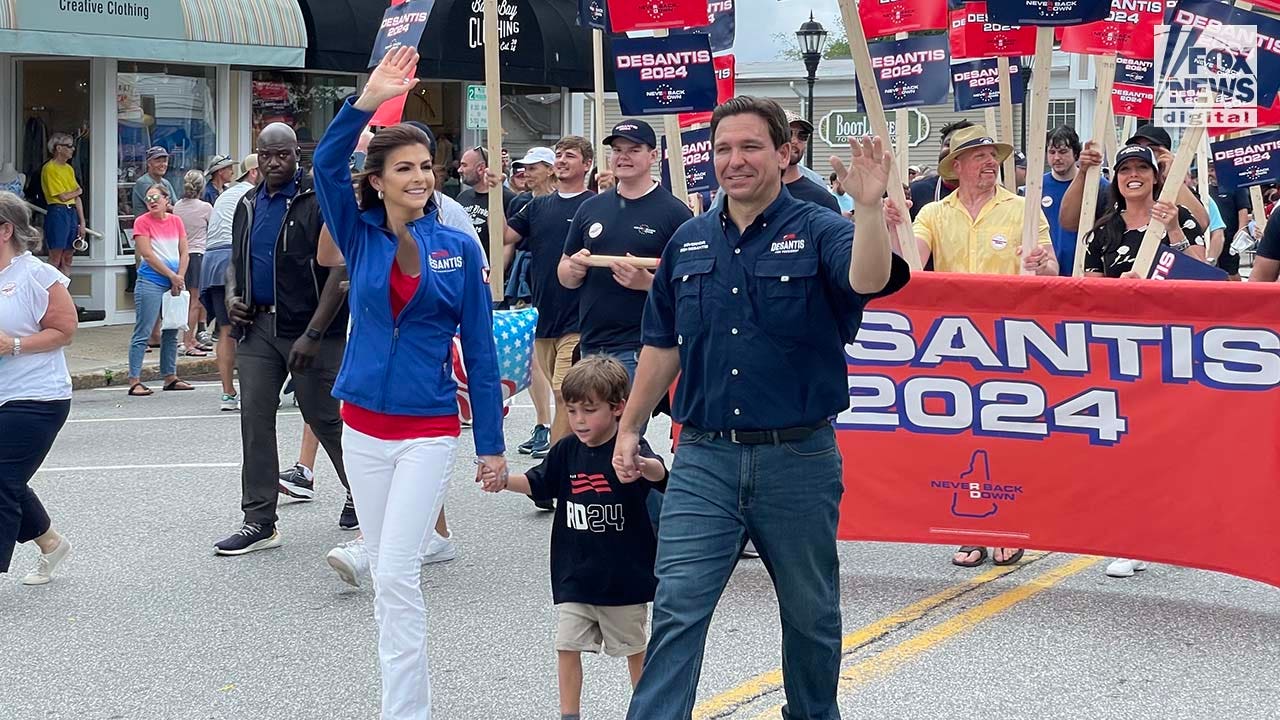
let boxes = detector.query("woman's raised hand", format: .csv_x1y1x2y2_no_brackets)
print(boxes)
355,46,421,111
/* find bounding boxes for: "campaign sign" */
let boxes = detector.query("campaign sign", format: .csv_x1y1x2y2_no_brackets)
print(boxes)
678,53,735,128
986,0,1111,25
1059,0,1165,58
860,0,948,40
577,0,606,30
856,34,951,112
1146,246,1229,280
673,0,734,52
613,34,717,116
1211,130,1280,189
1160,1,1276,112
963,3,1038,58
1208,98,1280,138
660,126,718,194
834,272,1280,589
952,59,1026,111
368,0,436,68
1116,54,1155,86
1112,82,1156,118
607,0,708,33
949,9,969,60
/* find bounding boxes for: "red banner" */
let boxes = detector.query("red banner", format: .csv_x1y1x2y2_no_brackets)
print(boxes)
607,0,709,33
1059,0,1163,58
949,9,969,60
678,54,735,128
1249,0,1280,13
836,273,1280,589
1112,82,1154,118
1207,98,1280,137
962,2,1037,58
860,0,948,40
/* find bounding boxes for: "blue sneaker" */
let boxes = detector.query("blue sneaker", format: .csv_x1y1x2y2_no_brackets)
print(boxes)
518,424,549,456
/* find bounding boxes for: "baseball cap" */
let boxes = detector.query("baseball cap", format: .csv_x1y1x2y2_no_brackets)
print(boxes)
604,120,657,149
402,121,439,157
785,110,814,133
1013,151,1028,168
908,165,921,174
1114,144,1158,173
1125,124,1172,150
145,146,170,161
205,154,234,177
235,153,259,181
513,147,555,167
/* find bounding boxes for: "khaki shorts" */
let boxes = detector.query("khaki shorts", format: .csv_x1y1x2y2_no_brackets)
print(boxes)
534,334,580,391
555,602,648,657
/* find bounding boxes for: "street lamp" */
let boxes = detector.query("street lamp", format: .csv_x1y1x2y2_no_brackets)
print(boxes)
796,12,828,164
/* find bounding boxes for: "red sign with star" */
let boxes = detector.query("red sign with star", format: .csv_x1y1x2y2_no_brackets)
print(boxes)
1059,0,1163,59
678,54,735,128
962,2,1037,58
607,0,709,33
859,0,947,40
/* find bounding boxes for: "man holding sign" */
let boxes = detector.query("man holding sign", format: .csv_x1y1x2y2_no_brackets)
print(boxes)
613,96,908,720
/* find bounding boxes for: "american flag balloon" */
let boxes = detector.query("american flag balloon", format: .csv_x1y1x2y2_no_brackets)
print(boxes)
452,307,538,423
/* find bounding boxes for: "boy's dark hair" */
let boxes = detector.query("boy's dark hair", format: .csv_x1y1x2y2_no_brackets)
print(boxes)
711,96,789,151
939,120,974,146
561,355,631,407
1046,125,1082,158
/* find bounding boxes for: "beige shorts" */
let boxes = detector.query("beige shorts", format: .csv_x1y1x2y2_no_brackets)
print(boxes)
534,333,580,391
555,602,649,657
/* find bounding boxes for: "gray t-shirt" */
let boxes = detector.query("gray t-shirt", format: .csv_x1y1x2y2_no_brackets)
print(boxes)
130,174,178,217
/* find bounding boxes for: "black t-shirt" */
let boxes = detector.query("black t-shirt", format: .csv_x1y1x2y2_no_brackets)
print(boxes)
1257,206,1280,261
564,184,692,353
508,190,594,338
909,175,956,220
784,175,843,215
525,434,668,606
1084,206,1205,278
1209,184,1251,274
456,184,517,262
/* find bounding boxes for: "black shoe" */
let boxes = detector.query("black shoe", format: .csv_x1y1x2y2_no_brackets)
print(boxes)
532,498,556,512
339,496,359,530
214,523,282,556
278,464,315,500
518,424,549,455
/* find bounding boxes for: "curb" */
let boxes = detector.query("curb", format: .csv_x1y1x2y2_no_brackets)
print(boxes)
71,358,221,391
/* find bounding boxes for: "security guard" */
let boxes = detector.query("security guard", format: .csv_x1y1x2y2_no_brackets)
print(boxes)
614,96,910,720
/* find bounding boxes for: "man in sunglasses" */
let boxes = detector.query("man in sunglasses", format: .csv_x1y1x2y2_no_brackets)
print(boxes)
781,111,843,215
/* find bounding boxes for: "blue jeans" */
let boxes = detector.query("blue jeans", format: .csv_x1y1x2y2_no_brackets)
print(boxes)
129,278,178,380
626,425,845,720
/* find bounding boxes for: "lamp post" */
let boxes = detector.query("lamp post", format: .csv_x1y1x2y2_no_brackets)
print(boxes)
796,13,829,165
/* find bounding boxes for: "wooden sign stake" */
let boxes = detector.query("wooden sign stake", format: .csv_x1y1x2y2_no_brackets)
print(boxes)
483,0,504,300
997,56,1018,192
1018,27,1055,273
653,28,689,206
1072,53,1118,277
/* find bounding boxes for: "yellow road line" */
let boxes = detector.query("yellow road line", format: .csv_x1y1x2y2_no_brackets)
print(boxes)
692,553,1047,720
745,555,1102,720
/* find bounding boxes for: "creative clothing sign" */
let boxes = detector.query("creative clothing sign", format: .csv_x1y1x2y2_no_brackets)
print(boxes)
673,0,735,53
1113,55,1156,118
660,127,717,195
606,0,708,33
453,307,537,423
986,0,1111,25
859,0,948,40
836,273,1280,589
1211,130,1280,189
577,0,606,29
369,0,436,68
856,34,951,112
678,54,735,128
962,3,1037,58
1059,0,1165,58
952,59,1026,111
613,34,717,116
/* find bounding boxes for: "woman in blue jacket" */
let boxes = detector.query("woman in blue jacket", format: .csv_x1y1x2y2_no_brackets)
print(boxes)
312,47,507,720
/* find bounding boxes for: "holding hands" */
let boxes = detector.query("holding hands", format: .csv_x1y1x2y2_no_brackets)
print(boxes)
475,455,510,493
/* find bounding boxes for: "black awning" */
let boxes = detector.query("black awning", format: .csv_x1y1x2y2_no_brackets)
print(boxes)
299,0,608,91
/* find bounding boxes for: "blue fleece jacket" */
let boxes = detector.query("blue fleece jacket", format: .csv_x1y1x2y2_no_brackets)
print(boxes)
313,99,505,455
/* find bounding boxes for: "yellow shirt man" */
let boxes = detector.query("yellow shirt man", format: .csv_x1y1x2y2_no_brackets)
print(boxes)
912,185,1052,275
41,161,79,207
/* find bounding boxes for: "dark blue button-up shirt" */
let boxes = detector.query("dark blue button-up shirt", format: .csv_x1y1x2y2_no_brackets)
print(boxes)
642,186,909,431
250,177,298,306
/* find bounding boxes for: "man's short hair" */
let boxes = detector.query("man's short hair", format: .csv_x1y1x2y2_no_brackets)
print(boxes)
561,355,630,407
711,96,789,150
939,120,974,146
1046,125,1082,158
554,135,594,164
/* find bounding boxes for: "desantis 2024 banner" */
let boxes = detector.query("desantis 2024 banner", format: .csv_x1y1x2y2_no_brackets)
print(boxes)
836,273,1280,588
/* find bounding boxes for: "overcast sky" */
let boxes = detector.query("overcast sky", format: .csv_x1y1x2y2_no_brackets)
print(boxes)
738,0,844,62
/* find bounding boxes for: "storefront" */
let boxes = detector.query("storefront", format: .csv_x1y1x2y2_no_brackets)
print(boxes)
0,0,306,325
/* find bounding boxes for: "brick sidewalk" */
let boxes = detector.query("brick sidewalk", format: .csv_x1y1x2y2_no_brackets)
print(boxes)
66,324,219,390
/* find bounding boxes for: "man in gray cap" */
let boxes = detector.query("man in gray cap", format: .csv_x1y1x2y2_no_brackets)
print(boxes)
130,146,177,217
202,154,236,204
782,111,843,215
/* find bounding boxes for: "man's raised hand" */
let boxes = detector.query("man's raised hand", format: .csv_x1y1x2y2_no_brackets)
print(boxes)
832,136,894,206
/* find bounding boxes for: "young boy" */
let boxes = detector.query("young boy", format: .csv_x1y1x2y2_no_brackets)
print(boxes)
480,355,667,720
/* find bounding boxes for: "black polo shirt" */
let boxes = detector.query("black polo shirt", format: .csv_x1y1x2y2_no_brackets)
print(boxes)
784,175,843,215
1257,207,1280,261
508,190,593,338
642,185,911,431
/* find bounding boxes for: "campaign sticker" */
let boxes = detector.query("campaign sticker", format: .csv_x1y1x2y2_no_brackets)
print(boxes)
991,234,1009,250
588,222,604,239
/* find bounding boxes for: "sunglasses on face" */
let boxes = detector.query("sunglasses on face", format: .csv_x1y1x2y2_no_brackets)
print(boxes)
792,129,811,142
146,194,164,202
56,143,73,149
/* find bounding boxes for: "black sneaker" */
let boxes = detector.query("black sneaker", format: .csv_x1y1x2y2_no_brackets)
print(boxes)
532,498,556,512
530,425,551,459
214,523,282,556
518,424,549,455
339,495,359,530
278,464,315,500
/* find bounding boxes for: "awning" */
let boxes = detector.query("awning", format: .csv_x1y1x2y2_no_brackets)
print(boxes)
300,0,606,90
0,0,306,68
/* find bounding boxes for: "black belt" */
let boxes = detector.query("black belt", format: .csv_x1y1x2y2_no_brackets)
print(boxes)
693,420,829,445
251,304,276,314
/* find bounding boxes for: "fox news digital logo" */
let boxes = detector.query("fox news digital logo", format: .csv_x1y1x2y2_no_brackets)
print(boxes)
1155,21,1258,129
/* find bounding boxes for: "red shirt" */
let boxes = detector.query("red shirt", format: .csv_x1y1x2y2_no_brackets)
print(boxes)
341,260,459,441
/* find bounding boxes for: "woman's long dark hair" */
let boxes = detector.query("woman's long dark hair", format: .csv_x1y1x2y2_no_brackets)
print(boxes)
354,124,433,211
1082,164,1164,247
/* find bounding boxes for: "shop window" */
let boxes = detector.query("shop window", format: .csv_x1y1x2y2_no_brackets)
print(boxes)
15,60,91,255
252,72,357,169
116,63,217,255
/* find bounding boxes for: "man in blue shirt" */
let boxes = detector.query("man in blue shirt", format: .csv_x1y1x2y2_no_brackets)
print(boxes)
1041,126,1108,275
613,96,909,720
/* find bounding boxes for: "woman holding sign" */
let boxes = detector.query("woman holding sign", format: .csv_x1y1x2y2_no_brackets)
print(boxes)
312,47,506,720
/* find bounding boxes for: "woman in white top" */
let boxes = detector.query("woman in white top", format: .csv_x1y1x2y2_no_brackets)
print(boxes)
173,170,213,357
0,190,76,585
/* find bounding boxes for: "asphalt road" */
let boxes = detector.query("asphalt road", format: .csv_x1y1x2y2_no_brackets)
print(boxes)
3,381,1277,720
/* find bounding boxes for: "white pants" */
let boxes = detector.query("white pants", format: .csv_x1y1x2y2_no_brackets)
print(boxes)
343,426,458,720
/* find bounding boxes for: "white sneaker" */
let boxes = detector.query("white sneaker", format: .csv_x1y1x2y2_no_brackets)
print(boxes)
1105,558,1149,578
422,532,457,565
23,537,71,585
221,393,240,412
326,538,370,588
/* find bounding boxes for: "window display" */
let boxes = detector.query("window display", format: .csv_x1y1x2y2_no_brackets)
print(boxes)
252,72,357,167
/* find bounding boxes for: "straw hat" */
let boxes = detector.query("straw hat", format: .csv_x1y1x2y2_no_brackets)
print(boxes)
938,125,1013,181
